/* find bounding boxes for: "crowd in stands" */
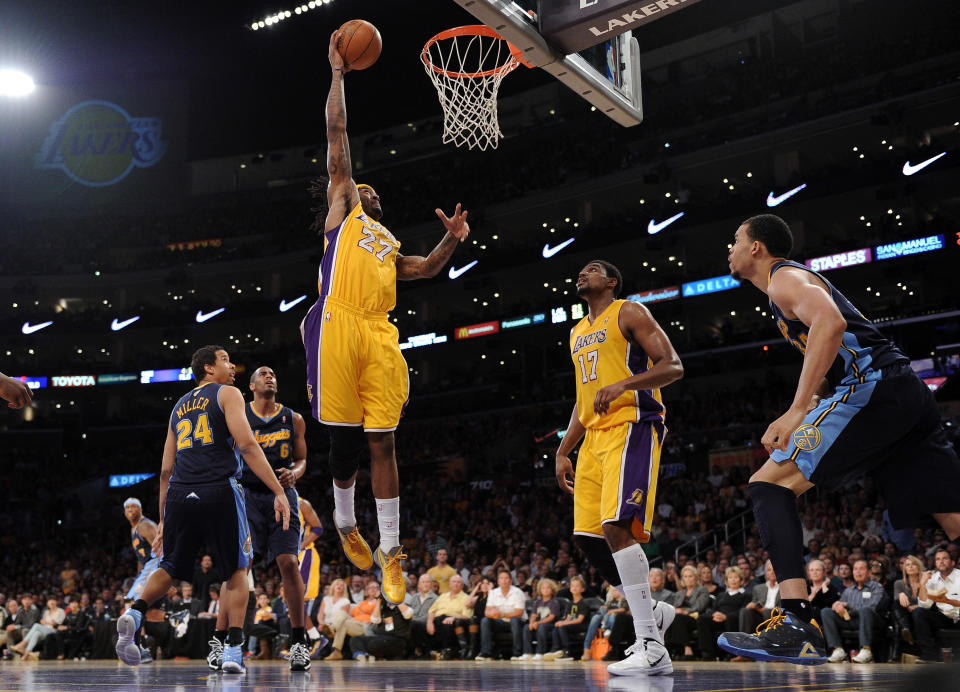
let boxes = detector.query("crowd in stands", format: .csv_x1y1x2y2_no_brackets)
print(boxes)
2,455,958,664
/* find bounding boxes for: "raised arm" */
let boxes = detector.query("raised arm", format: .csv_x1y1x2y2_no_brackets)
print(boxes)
324,30,360,233
396,204,471,280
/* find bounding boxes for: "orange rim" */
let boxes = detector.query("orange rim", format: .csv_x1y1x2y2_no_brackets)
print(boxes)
422,24,533,78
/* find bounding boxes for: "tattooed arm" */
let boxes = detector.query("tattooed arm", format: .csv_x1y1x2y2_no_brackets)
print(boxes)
324,30,360,234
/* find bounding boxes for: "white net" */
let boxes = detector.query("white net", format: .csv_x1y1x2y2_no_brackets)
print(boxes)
421,27,522,151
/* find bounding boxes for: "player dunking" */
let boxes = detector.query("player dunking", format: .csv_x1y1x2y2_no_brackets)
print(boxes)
718,214,960,664
122,497,158,663
555,260,684,676
300,30,470,604
115,346,290,674
207,365,311,671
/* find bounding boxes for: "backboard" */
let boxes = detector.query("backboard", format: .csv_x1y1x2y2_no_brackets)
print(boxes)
451,0,702,127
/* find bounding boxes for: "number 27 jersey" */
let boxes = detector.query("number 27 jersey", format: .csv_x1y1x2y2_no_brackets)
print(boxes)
570,299,665,430
319,201,401,314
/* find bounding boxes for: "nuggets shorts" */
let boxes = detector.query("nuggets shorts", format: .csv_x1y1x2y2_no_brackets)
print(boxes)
245,487,301,564
158,479,253,581
772,363,960,529
302,296,409,431
574,420,665,542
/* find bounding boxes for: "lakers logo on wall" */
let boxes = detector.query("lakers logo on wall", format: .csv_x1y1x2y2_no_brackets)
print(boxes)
792,424,821,451
35,100,166,187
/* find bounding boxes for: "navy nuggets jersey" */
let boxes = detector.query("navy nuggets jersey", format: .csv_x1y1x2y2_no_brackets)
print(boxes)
131,519,154,563
768,261,907,387
169,383,242,485
242,402,295,491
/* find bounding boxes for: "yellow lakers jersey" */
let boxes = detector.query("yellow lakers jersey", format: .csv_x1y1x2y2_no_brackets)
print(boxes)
319,201,401,313
570,299,665,430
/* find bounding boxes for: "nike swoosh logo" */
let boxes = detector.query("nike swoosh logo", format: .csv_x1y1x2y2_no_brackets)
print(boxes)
279,295,308,312
647,212,684,235
195,308,225,323
110,316,140,331
902,152,946,176
542,238,575,258
448,261,478,280
766,183,807,207
21,321,53,335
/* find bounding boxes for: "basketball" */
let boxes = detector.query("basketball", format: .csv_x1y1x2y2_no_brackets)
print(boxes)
337,19,382,71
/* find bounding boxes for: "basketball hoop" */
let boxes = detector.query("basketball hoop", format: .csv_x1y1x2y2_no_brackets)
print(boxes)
421,25,531,151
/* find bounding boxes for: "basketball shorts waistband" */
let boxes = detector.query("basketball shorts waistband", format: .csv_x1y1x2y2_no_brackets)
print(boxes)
322,296,389,321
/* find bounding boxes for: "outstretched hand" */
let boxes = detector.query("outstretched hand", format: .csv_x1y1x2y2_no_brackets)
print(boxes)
435,203,471,242
328,30,348,72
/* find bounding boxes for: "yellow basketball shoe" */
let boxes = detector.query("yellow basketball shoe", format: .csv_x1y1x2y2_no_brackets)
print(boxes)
375,545,407,604
335,524,373,570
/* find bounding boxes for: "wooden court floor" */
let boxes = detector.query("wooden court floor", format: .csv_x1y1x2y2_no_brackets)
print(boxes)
0,659,952,691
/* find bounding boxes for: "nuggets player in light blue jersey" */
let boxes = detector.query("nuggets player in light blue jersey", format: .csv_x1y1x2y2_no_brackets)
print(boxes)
300,30,470,605
122,497,158,663
719,214,960,665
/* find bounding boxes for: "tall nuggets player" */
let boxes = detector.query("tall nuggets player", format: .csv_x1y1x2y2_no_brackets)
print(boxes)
208,365,311,671
718,214,960,664
300,30,470,604
115,346,290,674
555,260,683,677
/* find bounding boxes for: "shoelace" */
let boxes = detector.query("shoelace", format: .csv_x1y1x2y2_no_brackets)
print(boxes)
345,529,364,547
383,549,408,570
208,639,223,656
290,643,310,662
755,607,788,634
623,641,643,658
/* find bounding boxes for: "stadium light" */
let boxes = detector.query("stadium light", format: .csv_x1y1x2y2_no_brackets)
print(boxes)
0,69,35,97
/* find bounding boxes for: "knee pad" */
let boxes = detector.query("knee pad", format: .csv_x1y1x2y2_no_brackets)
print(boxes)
328,425,365,481
575,535,622,587
748,481,805,582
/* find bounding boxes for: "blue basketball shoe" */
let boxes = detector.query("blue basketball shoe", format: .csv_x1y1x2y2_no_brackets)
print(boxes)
115,609,144,666
221,643,246,674
718,608,827,665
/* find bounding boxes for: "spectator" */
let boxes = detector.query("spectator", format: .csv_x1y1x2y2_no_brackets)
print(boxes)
736,556,758,589
324,581,380,661
663,561,681,593
0,599,21,657
428,549,457,594
666,565,709,659
191,555,219,609
649,568,674,603
316,578,351,640
476,570,526,661
698,563,720,597
175,582,203,617
822,558,888,663
11,597,65,660
86,597,110,623
424,530,450,559
348,575,366,605
197,583,221,619
581,586,622,661
552,575,593,660
914,549,960,662
893,554,923,646
739,560,780,635
349,596,414,661
697,566,752,660
807,559,840,612
426,574,474,659
247,593,278,660
60,561,79,596
516,578,560,661
56,599,90,660
405,574,438,658
836,563,855,591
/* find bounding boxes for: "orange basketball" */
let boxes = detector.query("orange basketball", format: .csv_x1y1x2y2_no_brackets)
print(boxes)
337,19,382,71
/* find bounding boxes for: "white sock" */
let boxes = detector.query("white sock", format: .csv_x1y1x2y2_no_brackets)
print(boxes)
307,627,320,640
611,544,660,644
376,497,400,552
333,481,356,528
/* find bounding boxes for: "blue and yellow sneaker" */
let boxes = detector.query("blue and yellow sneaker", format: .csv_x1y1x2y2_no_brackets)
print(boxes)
115,608,143,667
221,643,246,674
718,608,827,665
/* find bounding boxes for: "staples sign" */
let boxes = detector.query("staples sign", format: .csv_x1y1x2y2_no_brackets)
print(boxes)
805,248,872,272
